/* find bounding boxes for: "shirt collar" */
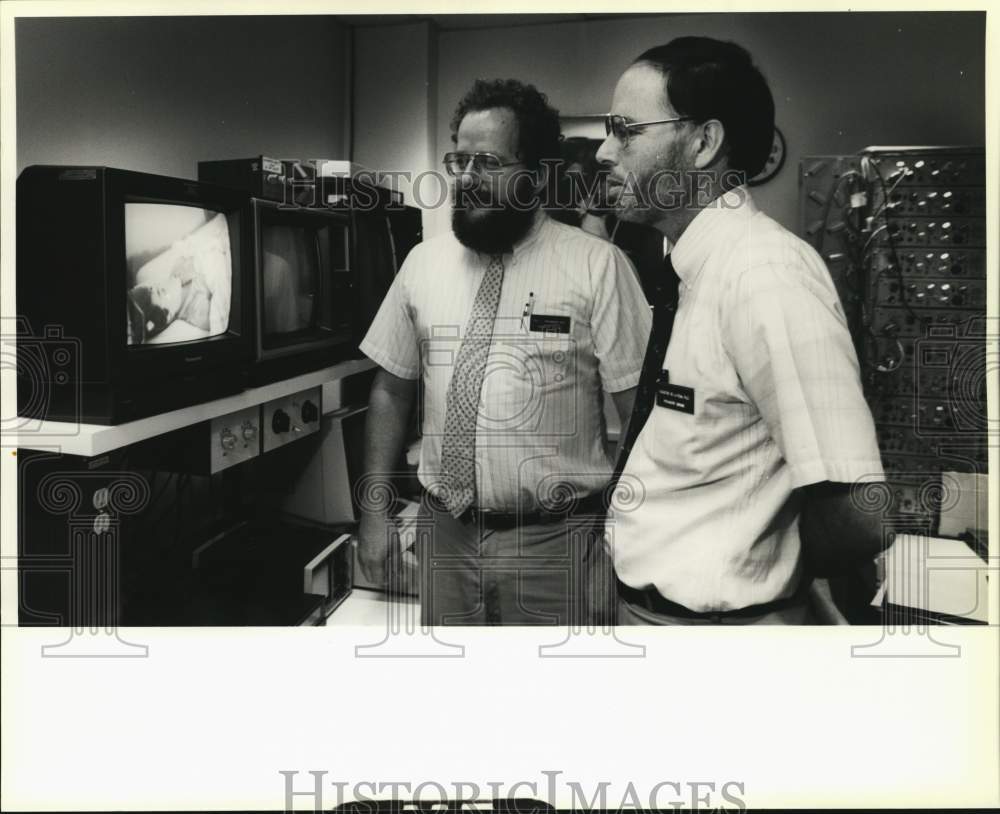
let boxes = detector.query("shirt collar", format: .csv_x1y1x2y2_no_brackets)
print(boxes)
513,207,548,255
669,185,758,285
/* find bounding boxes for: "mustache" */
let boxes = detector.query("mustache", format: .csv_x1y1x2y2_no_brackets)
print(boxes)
451,174,540,211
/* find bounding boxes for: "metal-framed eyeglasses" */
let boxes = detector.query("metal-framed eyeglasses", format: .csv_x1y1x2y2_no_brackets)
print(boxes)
443,151,525,177
604,113,695,148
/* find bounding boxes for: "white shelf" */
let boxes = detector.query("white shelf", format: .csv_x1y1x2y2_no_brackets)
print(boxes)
11,357,376,457
326,587,418,626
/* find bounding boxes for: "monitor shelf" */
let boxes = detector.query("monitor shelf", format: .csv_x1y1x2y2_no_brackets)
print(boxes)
11,357,376,457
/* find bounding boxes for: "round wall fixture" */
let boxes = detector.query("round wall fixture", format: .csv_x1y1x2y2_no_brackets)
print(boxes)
749,126,786,186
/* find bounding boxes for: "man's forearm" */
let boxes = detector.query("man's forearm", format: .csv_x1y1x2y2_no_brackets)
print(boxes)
362,370,418,522
799,481,886,577
610,387,638,464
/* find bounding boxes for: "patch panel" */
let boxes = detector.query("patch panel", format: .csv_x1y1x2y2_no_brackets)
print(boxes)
875,276,986,309
867,334,986,397
877,427,946,458
880,437,988,468
869,248,985,279
803,148,986,538
872,395,985,434
870,307,982,340
881,452,953,475
866,152,985,188
877,217,985,248
879,186,984,217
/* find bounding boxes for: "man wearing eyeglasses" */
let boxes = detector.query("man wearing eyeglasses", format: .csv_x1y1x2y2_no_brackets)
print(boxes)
598,37,885,625
358,78,652,626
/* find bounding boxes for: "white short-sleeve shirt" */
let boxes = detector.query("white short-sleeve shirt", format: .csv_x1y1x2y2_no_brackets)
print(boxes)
361,210,652,511
608,187,884,612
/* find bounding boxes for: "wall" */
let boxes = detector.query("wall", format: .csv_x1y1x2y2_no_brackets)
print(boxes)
424,11,984,237
15,16,350,179
14,12,986,233
352,21,437,208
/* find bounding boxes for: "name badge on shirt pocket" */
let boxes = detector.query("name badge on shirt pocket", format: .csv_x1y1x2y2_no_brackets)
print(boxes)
656,377,695,414
530,314,571,334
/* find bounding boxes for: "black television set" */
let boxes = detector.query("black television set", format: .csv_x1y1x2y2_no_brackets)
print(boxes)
251,200,423,384
353,204,423,342
250,199,355,384
199,155,423,363
16,165,253,425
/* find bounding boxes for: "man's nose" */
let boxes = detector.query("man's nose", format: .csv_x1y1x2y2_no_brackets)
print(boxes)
595,135,617,167
455,162,479,189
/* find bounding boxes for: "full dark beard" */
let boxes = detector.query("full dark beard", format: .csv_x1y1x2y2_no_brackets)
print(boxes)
452,200,539,255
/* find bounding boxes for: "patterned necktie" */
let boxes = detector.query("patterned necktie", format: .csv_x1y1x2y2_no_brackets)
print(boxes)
439,254,506,517
611,252,682,481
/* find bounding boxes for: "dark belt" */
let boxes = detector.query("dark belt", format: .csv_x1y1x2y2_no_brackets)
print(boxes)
426,491,606,530
616,577,811,622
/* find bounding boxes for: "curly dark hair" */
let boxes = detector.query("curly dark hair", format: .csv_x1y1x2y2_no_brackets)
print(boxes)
449,78,562,172
634,37,775,178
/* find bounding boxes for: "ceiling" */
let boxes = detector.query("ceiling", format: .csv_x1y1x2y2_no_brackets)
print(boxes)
337,13,660,31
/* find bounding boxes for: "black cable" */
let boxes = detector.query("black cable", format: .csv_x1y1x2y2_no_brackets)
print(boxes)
815,169,864,264
857,153,928,379
866,157,922,328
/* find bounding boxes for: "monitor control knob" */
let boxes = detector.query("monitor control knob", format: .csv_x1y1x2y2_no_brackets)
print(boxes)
220,429,237,450
272,409,291,434
242,422,258,442
301,400,319,423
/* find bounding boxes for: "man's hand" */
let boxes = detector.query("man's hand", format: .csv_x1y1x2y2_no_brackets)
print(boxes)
357,513,392,585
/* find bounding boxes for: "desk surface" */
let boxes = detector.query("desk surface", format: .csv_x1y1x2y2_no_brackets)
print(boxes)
327,588,418,626
10,357,376,457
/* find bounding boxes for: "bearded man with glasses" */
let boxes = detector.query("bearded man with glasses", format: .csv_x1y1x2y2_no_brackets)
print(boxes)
358,78,651,626
596,37,885,625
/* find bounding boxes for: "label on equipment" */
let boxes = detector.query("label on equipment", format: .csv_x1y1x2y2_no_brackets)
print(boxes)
262,158,283,174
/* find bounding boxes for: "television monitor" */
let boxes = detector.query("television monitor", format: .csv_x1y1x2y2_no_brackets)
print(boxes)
352,205,423,346
250,199,354,384
16,166,253,425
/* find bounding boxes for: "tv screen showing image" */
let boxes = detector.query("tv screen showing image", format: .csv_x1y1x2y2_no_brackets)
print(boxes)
125,203,233,346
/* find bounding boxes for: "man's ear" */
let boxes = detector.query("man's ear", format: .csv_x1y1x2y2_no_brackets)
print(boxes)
691,119,727,170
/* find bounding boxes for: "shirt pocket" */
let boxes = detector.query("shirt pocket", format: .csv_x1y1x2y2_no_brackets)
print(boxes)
525,315,576,391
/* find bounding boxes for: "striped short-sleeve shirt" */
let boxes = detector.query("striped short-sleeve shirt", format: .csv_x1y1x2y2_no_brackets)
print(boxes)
360,210,652,511
608,187,885,612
